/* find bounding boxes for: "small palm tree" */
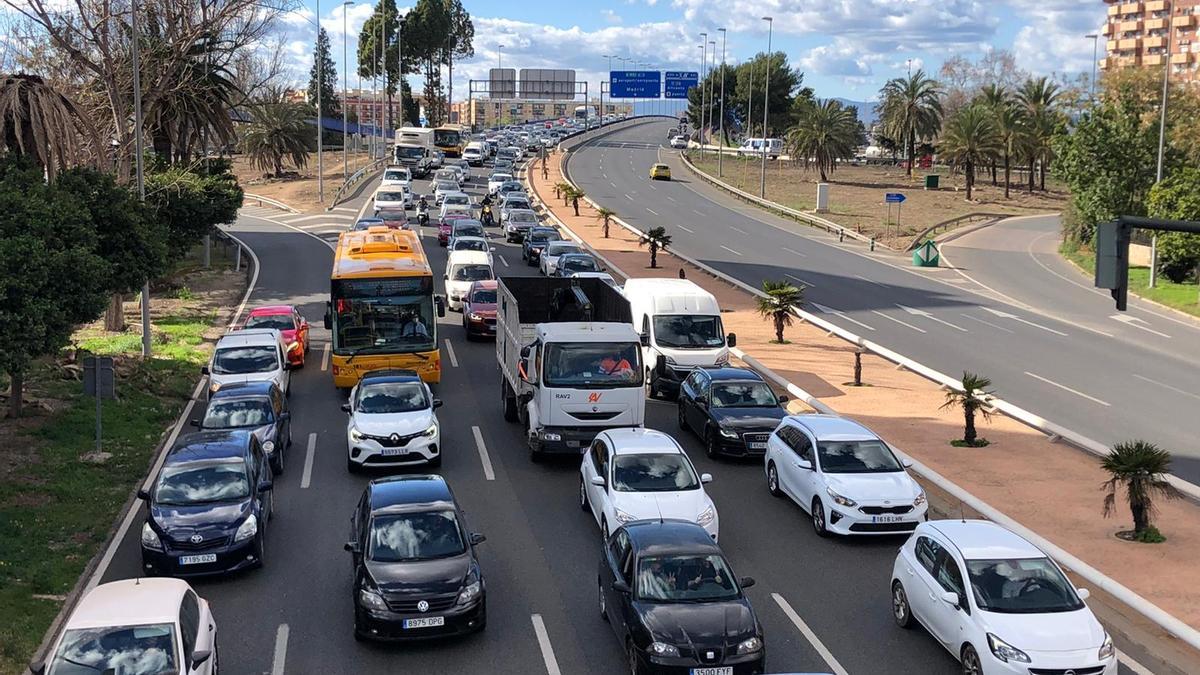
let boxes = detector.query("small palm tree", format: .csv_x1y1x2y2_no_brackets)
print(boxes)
1016,77,1062,192
785,99,859,182
638,226,672,268
571,190,585,216
1102,440,1182,537
941,372,994,446
0,73,100,177
938,106,1001,201
974,84,1008,185
994,105,1029,199
240,102,315,177
756,280,804,343
877,69,944,177
595,206,616,238
561,184,575,206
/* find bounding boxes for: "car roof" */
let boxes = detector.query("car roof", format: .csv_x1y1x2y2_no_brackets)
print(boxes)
625,520,723,557
453,236,489,244
368,475,455,512
208,381,277,399
603,428,683,455
786,414,879,441
546,240,580,250
448,250,491,265
452,220,484,230
697,366,766,383
927,520,1046,560
168,430,251,462
360,369,423,385
469,279,498,292
218,329,281,348
653,163,669,168
248,305,293,315
66,578,190,629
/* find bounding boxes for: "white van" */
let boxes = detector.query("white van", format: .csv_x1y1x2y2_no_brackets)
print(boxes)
444,250,495,311
462,142,485,166
737,137,783,159
623,278,735,399
204,329,291,399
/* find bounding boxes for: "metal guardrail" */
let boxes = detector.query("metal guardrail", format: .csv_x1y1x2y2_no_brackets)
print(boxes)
243,193,300,214
328,158,386,210
905,212,1010,250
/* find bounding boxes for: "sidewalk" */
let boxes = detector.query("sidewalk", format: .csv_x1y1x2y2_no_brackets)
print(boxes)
529,148,1200,654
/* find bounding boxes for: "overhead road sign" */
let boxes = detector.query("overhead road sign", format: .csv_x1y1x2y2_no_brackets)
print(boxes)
610,70,662,99
664,71,699,99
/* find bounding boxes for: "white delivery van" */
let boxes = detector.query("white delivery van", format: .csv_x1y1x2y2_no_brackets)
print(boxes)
444,250,494,311
737,137,783,159
462,142,485,166
623,278,736,399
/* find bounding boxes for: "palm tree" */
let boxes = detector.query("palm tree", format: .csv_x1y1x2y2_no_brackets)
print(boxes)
877,70,943,177
1016,77,1062,192
145,34,241,163
785,99,859,182
1102,440,1183,536
595,206,616,238
239,102,315,177
994,105,1028,199
0,73,100,177
638,226,672,268
571,190,585,216
940,372,994,446
755,280,803,343
938,106,1002,201
974,84,1008,185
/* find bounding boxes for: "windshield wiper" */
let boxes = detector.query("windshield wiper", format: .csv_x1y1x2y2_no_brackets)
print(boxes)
59,656,104,671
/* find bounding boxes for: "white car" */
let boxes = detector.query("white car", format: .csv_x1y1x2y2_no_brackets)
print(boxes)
669,135,688,149
434,168,461,188
446,162,469,183
380,166,411,186
205,329,291,399
579,428,718,541
34,578,217,675
373,187,408,213
449,235,495,265
539,240,583,276
462,145,484,165
444,250,494,311
343,370,442,470
891,520,1116,675
433,180,459,204
488,173,514,195
764,414,927,536
505,145,524,160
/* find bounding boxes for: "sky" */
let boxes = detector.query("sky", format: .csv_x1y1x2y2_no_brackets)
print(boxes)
277,0,1108,104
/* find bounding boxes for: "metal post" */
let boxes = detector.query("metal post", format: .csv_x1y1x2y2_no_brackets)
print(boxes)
718,28,726,176
744,53,754,191
374,3,380,161
1086,33,1099,103
397,16,405,128
760,16,773,199
132,0,151,358
698,36,707,156
316,0,324,202
1151,2,1172,288
708,40,716,154
497,45,503,127
343,1,353,182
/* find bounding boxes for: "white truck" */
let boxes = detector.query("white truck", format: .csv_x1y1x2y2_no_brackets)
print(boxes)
497,277,646,460
623,278,737,399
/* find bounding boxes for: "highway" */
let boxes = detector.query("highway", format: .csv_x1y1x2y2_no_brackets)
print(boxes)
566,119,1200,484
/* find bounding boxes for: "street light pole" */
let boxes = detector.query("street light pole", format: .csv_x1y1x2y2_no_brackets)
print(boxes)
343,1,353,181
132,0,150,357
397,16,405,129
1150,1,1173,288
316,0,324,201
699,34,707,156
497,44,503,127
708,40,716,154
718,27,726,177
759,16,773,199
1085,33,1099,103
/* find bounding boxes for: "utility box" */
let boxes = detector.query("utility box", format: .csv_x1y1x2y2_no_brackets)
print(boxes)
913,240,940,267
924,174,940,190
816,183,830,213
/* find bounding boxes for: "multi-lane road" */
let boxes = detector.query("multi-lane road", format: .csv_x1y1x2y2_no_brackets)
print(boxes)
567,119,1200,484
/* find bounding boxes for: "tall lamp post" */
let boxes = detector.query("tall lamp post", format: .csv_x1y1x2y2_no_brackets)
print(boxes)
1085,33,1099,103
497,44,503,126
699,33,707,155
342,1,354,181
397,15,406,129
759,15,773,199
132,0,150,356
708,40,716,152
316,0,324,201
1150,1,1173,288
717,27,727,176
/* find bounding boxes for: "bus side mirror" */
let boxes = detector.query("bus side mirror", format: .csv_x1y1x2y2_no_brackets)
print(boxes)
435,296,446,318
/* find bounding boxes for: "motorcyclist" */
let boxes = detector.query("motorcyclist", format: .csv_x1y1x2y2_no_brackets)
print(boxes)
481,203,495,226
417,196,429,226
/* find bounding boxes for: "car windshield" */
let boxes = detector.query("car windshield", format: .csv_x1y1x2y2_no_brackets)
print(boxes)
453,225,484,238
511,212,537,224
154,459,250,506
377,191,405,202
244,314,293,331
470,289,497,304
203,397,273,428
543,342,642,388
490,174,513,182
711,382,777,408
211,346,277,375
529,231,560,245
816,440,903,473
966,557,1084,614
505,200,531,210
396,146,423,160
445,195,469,205
369,510,465,562
653,315,724,349
383,170,408,181
49,623,178,675
560,257,598,273
454,239,488,252
612,453,699,492
546,243,580,257
637,554,738,602
355,381,428,414
452,264,493,282
436,181,456,191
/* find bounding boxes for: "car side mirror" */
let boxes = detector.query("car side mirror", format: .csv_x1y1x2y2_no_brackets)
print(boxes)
28,661,45,675
739,576,756,589
137,488,151,501
189,419,201,427
200,365,210,375
324,309,332,330
190,649,212,669
777,395,788,403
700,473,713,484
590,475,606,487
443,274,449,281
940,590,961,608
433,398,444,409
518,358,531,383
469,532,487,545
257,480,273,493
341,403,352,413
901,458,914,469
1076,588,1091,601
796,459,813,470
344,541,361,553
639,333,650,347
726,333,737,348
612,579,631,594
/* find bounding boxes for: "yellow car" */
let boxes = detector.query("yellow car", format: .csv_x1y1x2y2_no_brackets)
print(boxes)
649,163,671,180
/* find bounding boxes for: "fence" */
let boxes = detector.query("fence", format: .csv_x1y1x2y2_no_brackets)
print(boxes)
328,157,386,209
905,212,1010,250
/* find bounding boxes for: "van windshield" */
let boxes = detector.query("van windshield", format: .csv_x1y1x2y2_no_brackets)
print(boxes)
653,315,725,349
212,346,278,374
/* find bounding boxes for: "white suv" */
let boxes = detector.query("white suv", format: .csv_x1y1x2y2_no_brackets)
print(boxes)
343,370,443,471
204,329,291,399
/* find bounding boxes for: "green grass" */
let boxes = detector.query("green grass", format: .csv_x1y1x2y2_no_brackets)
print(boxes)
1061,239,1200,318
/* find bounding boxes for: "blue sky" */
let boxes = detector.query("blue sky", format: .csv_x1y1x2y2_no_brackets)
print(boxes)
280,0,1107,102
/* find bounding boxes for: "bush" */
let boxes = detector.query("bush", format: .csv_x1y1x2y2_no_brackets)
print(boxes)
1147,168,1200,282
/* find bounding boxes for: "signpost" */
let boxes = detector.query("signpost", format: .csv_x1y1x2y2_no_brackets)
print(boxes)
83,356,116,455
610,70,662,99
884,192,906,242
664,71,699,99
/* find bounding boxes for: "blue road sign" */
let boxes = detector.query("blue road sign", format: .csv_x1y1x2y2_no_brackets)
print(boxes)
664,71,699,99
885,192,907,203
610,70,662,98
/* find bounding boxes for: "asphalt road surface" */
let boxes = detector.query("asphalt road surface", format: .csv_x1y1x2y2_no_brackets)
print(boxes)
90,155,1140,674
566,119,1200,485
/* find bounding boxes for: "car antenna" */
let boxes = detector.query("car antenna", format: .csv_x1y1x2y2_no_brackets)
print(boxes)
959,501,966,523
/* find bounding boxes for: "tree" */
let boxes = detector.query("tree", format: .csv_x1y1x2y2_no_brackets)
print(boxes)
145,165,243,259
144,34,242,164
974,84,1009,184
686,63,739,143
994,104,1029,199
938,105,1002,201
638,226,672,269
240,102,316,177
308,27,341,119
1147,168,1200,283
877,70,943,177
571,190,584,217
940,372,993,447
401,0,474,126
0,73,100,176
755,280,803,344
1017,77,1062,192
1102,440,1182,539
785,99,859,182
595,206,615,238
731,52,805,137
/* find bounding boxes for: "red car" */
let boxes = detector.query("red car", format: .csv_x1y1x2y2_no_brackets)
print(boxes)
461,280,498,339
242,305,310,367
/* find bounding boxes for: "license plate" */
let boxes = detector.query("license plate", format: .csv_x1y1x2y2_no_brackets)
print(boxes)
381,447,409,456
566,440,580,448
873,515,904,523
179,554,217,565
403,617,445,629
691,668,732,675
748,442,767,450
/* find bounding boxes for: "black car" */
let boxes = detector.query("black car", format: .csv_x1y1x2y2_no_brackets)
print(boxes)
599,520,764,675
347,475,487,641
192,381,292,474
139,430,274,577
523,226,563,264
678,367,788,459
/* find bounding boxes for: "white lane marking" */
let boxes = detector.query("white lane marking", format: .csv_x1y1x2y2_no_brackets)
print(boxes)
321,343,331,371
730,225,747,234
772,593,850,675
870,309,927,333
960,313,1014,334
1117,648,1155,675
287,213,349,223
601,172,607,178
646,208,660,216
782,246,807,257
812,302,876,331
1025,371,1111,407
498,254,510,268
785,274,815,288
610,181,617,188
271,623,289,675
1132,373,1200,402
624,193,634,201
666,195,677,202
692,209,706,216
1110,314,1171,339
472,426,495,481
331,206,357,214
648,184,657,191
299,222,340,230
301,433,317,489
854,274,882,287
896,304,969,332
677,224,695,233
720,245,742,256
981,307,1070,337
444,339,459,367
531,614,562,675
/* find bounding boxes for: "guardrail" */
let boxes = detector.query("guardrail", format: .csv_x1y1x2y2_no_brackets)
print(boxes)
243,193,300,214
905,212,1010,250
328,158,385,210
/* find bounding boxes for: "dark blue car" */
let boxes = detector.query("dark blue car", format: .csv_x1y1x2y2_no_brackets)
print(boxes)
139,430,274,577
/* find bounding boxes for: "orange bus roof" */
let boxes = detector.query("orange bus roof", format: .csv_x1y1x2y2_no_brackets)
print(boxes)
331,227,432,279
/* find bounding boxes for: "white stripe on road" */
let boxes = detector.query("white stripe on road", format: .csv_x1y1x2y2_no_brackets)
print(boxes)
321,343,331,371
299,222,338,231
472,426,495,481
692,209,706,217
300,433,317,489
1132,373,1200,402
1025,371,1110,407
531,614,562,675
730,225,747,234
720,245,742,256
498,254,510,267
624,193,634,201
854,274,882,287
811,302,876,332
331,206,357,213
782,246,807,257
283,213,348,223
772,593,849,675
666,195,677,202
271,623,289,675
646,208,659,216
870,310,927,333
896,304,969,332
610,181,617,188
1117,648,1155,675
676,224,695,233
444,339,459,367
1110,314,1171,339
785,274,815,288
960,313,1014,334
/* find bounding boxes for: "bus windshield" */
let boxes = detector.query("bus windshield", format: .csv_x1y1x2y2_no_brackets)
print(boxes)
433,129,462,148
332,277,436,355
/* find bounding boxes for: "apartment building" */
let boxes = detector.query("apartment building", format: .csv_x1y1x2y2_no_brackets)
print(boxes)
1102,0,1200,80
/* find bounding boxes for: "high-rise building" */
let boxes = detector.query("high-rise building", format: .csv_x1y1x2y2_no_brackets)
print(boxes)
1101,0,1200,81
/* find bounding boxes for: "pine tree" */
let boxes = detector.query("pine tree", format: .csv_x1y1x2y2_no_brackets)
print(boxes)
307,27,341,119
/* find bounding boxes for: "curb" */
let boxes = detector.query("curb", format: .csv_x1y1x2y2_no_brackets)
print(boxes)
244,193,301,214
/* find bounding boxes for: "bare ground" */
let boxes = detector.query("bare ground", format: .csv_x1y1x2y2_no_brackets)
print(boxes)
231,150,375,213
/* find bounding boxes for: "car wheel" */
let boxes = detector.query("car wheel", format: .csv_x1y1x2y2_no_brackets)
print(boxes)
501,378,518,423
353,618,366,642
645,369,658,400
628,641,645,675
270,447,284,476
579,477,590,511
255,532,266,570
960,645,982,675
705,427,720,459
676,403,687,431
767,462,783,497
892,580,914,629
598,578,608,622
527,418,542,462
811,497,829,538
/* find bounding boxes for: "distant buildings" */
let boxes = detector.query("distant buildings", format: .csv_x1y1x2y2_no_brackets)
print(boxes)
1102,0,1200,81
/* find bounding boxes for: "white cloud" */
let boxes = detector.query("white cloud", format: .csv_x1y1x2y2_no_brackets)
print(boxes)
601,9,622,24
1005,0,1106,75
799,38,880,77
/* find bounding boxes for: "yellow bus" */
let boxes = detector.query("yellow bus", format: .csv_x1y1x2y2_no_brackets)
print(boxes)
433,125,466,157
324,227,445,388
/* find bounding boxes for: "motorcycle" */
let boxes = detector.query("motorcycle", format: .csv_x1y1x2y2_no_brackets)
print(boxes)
481,204,495,227
416,199,429,227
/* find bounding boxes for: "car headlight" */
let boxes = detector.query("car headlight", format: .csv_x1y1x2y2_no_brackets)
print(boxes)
234,514,258,543
715,351,730,365
456,576,482,606
913,490,927,507
987,633,1031,664
719,427,739,439
349,426,364,442
648,642,680,657
614,508,638,524
423,423,439,438
1098,634,1114,661
141,522,162,551
208,382,221,394
358,587,388,611
826,487,857,508
469,313,483,321
262,440,275,453
696,505,716,526
736,636,763,654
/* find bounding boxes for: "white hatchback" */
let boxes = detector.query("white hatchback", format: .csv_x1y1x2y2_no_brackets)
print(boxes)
579,428,718,541
539,240,582,276
343,371,443,470
891,520,1116,675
